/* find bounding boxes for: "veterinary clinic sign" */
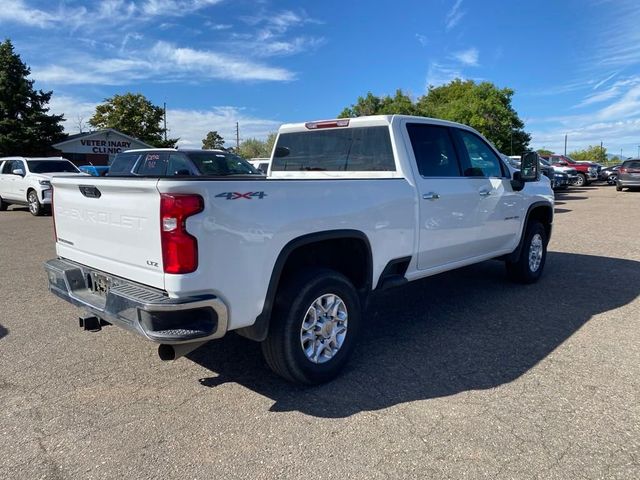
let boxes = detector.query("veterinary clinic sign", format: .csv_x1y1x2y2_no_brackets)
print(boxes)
79,139,131,154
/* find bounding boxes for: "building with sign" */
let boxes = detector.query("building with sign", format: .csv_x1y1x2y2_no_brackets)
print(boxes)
52,129,152,166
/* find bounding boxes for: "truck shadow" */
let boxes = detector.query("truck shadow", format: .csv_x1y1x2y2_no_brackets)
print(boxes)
190,252,639,418
0,324,8,341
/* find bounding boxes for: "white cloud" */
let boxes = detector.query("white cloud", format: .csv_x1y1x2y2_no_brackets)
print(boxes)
166,107,282,147
452,47,479,66
150,41,294,81
48,94,282,147
445,0,465,30
426,62,463,87
415,34,428,46
33,41,295,85
0,0,59,28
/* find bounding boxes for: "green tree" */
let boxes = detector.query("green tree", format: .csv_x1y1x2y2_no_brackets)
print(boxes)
237,138,269,159
339,89,418,117
416,79,530,153
264,132,277,156
89,93,178,147
202,130,225,149
0,39,66,155
536,148,554,156
569,145,606,163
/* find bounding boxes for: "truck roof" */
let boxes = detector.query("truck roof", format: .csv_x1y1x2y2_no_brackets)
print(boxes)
0,156,68,161
278,115,475,134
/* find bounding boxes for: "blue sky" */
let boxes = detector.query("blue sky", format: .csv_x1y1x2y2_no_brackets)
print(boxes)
2,0,640,156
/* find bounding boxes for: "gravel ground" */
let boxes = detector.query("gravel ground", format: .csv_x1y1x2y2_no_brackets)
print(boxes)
0,185,638,479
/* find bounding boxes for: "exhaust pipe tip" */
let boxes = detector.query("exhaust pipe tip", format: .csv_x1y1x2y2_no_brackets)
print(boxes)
158,341,207,361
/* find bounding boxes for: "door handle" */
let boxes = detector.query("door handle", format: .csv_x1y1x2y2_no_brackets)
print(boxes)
422,192,440,200
479,190,495,197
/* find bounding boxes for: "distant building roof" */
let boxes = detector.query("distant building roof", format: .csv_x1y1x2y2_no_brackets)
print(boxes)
52,129,153,149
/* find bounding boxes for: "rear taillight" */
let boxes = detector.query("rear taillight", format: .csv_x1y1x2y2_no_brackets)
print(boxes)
160,194,204,274
619,167,628,173
52,186,57,241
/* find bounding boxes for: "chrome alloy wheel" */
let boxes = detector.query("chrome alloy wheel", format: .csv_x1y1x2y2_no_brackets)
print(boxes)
300,293,348,364
529,233,544,272
28,191,39,214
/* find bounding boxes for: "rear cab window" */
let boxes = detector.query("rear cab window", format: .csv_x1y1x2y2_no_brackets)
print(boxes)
271,126,396,172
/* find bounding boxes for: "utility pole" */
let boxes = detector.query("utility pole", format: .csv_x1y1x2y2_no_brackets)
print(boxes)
637,145,640,158
564,134,567,156
600,141,604,164
163,102,167,142
235,121,240,151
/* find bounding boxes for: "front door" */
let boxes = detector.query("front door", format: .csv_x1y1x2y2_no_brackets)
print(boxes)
452,128,522,254
403,121,485,270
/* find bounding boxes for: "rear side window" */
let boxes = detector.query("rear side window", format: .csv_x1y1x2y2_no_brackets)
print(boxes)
624,160,640,168
406,124,461,177
455,129,505,177
271,126,396,171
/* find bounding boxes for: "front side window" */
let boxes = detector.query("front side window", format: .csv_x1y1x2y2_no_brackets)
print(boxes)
271,126,396,171
12,160,25,173
406,123,461,177
456,130,504,177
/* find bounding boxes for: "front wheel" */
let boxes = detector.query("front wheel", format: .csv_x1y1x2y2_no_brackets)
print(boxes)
28,190,43,216
261,268,361,384
574,173,587,187
616,184,623,192
608,175,618,185
506,221,548,284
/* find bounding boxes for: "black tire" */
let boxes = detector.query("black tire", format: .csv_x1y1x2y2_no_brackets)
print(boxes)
616,184,623,192
575,173,586,187
506,221,548,284
608,175,617,185
0,196,8,211
261,268,361,384
27,190,43,216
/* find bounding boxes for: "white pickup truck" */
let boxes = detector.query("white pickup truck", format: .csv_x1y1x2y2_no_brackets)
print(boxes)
45,115,553,384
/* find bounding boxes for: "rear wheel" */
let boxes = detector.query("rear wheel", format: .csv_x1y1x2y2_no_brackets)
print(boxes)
616,183,623,192
574,173,587,187
608,174,617,185
506,221,548,284
261,268,361,384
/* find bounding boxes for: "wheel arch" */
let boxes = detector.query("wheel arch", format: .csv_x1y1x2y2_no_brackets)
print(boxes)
504,201,553,263
237,229,373,342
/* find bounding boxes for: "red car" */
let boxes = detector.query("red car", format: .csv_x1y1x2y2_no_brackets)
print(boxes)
540,154,600,187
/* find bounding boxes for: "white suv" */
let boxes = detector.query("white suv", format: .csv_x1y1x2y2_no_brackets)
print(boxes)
0,157,85,216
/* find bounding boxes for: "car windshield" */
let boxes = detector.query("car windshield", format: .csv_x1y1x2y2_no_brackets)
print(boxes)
27,160,79,173
187,152,259,175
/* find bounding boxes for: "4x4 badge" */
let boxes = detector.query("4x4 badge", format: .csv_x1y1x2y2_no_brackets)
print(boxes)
215,192,267,200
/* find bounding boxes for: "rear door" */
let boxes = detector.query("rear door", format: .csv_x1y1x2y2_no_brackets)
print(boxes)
52,177,165,289
403,122,484,270
0,161,17,200
452,128,522,254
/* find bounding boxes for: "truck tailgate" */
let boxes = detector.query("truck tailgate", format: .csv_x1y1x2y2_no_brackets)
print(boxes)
52,177,165,290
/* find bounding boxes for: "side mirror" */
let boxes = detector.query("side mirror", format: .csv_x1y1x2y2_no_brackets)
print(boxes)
12,168,25,176
519,151,539,181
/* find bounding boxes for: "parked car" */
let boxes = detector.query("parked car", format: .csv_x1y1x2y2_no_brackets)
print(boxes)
45,115,553,384
599,164,621,185
79,165,110,177
539,157,577,188
616,159,640,191
248,158,271,174
540,154,599,186
108,149,260,176
0,157,86,215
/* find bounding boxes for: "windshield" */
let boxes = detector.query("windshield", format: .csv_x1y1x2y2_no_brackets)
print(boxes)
187,152,259,175
27,160,79,173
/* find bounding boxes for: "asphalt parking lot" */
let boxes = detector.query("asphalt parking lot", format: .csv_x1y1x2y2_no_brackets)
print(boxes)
1,185,639,479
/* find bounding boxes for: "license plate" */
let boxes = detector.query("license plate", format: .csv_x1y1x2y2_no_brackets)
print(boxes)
89,272,111,296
